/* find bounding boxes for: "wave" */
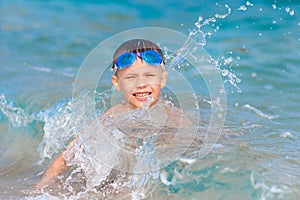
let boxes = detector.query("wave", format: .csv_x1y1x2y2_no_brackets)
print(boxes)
243,104,278,120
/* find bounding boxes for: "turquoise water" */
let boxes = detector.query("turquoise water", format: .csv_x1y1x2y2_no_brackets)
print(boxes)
1,0,299,199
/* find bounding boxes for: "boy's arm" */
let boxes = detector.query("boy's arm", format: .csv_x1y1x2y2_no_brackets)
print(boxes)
36,153,68,189
36,139,77,189
36,108,113,190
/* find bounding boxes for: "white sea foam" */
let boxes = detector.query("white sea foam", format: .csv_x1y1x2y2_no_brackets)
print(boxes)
29,66,52,73
29,66,75,77
280,131,293,139
243,104,278,120
250,173,293,200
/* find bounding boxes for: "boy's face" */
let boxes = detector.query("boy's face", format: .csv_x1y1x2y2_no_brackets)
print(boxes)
112,57,167,109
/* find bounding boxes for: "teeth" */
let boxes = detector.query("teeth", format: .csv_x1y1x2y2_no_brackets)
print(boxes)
135,93,149,97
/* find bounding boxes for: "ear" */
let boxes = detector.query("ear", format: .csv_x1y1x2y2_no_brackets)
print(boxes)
112,75,121,91
160,71,168,88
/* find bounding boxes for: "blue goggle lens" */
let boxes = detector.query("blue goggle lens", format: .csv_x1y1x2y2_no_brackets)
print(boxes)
140,50,162,65
115,50,162,70
115,52,136,69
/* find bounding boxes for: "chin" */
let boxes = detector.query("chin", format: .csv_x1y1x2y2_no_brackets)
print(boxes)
128,98,158,109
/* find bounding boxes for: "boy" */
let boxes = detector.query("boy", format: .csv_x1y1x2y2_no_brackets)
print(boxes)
36,39,170,189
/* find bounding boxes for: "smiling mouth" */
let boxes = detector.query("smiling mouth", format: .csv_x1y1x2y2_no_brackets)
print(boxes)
133,92,151,98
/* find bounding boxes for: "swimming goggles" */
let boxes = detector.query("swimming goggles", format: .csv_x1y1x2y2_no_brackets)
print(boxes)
114,50,163,70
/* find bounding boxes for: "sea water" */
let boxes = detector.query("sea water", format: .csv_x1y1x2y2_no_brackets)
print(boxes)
1,0,300,199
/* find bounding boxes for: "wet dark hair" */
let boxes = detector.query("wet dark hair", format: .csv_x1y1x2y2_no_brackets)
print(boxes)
112,39,165,69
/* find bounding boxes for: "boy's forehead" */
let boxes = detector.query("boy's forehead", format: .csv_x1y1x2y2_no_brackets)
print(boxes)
117,64,163,75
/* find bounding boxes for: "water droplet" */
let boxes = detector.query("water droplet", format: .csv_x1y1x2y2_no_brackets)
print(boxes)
285,7,290,13
195,22,201,29
198,16,203,22
258,33,263,36
224,57,233,65
272,4,277,9
142,102,150,110
246,1,253,6
147,94,154,103
238,5,247,11
289,10,294,16
222,69,229,76
251,72,257,77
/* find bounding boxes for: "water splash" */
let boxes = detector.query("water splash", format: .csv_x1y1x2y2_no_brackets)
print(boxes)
0,93,98,164
38,92,96,162
0,94,32,127
237,1,254,11
37,98,75,161
4,8,239,196
146,94,154,104
168,4,241,93
168,4,231,69
192,4,231,46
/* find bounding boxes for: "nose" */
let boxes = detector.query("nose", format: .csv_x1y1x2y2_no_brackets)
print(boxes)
136,76,147,88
